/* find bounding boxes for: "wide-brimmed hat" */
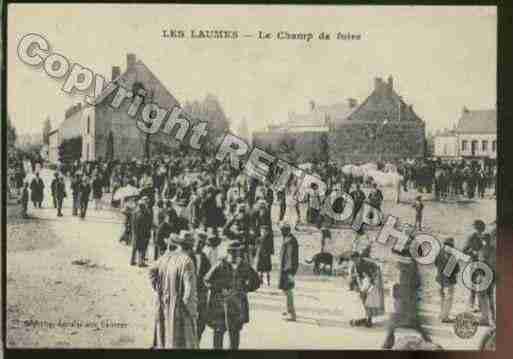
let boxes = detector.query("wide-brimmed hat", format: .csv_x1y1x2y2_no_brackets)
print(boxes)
280,222,291,231
444,238,455,247
195,229,208,240
473,219,485,231
172,230,194,246
256,199,268,209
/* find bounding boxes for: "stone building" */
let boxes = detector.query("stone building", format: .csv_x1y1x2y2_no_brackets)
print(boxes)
433,129,459,159
48,129,60,164
253,99,355,161
432,107,497,163
49,53,182,163
455,107,496,161
253,76,426,164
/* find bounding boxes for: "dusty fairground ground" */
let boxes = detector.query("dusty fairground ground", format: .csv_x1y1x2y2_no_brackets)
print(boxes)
5,169,495,349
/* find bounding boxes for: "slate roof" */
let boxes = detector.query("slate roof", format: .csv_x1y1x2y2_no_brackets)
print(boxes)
456,109,496,134
280,102,355,128
112,60,181,110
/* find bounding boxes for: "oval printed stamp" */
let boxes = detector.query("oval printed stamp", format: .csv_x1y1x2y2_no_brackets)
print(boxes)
454,312,479,339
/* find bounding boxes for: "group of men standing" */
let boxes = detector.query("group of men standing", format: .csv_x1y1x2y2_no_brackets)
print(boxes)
148,221,299,349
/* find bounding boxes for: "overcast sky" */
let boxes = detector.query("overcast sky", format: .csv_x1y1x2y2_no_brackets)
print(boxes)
8,4,496,136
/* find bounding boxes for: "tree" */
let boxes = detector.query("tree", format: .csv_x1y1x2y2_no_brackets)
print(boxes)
6,114,17,150
58,137,82,163
42,117,52,145
106,131,114,160
182,94,230,153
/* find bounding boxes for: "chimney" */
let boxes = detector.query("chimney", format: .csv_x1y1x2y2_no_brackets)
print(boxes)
347,98,358,108
111,66,121,81
387,75,393,89
127,53,136,71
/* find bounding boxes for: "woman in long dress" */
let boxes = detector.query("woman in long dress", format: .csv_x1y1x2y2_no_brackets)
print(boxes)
348,252,385,328
255,225,273,286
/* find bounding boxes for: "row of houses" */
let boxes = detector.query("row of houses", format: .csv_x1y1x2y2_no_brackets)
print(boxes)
49,53,182,163
433,107,497,162
47,56,496,166
253,75,426,164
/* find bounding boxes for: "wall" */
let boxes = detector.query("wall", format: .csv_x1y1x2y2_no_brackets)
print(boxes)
434,135,459,158
252,131,327,163
59,111,82,140
458,133,497,159
48,131,60,164
329,121,425,164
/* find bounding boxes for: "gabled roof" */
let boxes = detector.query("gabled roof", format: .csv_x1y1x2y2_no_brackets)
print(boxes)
456,109,496,134
281,102,355,128
347,85,421,124
112,60,181,110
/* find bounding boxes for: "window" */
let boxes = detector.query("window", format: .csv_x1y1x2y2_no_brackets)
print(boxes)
462,140,468,151
482,140,488,152
471,140,478,155
87,116,90,134
492,140,497,152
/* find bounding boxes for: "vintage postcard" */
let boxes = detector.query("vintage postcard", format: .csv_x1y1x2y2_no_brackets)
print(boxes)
4,3,497,350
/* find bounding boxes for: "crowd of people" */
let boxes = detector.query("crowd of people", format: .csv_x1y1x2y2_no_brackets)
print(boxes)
7,149,497,349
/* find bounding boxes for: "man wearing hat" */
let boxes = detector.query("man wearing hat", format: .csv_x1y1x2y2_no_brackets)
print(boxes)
51,172,60,209
412,195,424,231
348,251,385,328
203,228,222,267
154,211,175,260
30,172,45,209
463,219,487,312
149,230,198,349
79,175,92,219
204,241,261,349
191,230,212,343
434,238,460,323
54,174,67,217
279,222,299,322
131,198,153,267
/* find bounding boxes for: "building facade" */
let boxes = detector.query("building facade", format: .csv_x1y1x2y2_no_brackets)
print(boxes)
456,107,496,160
433,130,459,159
48,129,60,163
49,53,183,162
254,75,426,164
432,107,497,162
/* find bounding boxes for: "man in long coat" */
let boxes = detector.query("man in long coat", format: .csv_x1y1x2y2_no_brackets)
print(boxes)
131,198,153,267
30,172,45,208
462,219,487,311
279,223,299,322
71,174,82,216
51,172,59,208
149,232,199,349
55,175,67,217
204,241,261,349
191,231,212,343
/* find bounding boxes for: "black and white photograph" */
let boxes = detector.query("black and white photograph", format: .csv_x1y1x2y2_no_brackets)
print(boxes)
4,4,497,350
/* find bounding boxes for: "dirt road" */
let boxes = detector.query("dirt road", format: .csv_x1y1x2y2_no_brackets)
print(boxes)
5,169,494,349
